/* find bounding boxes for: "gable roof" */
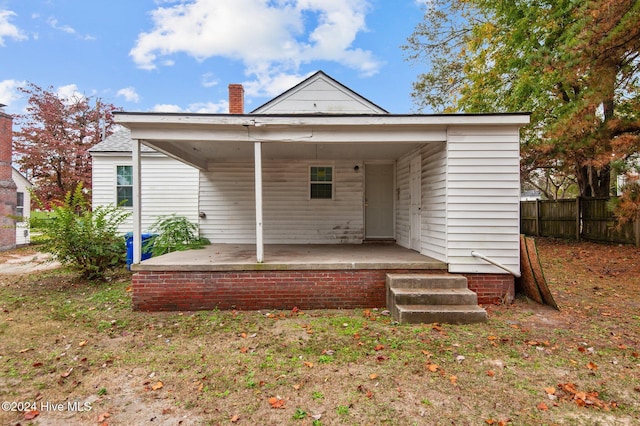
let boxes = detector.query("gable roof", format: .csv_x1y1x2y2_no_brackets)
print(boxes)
12,167,32,188
251,71,388,114
89,128,155,153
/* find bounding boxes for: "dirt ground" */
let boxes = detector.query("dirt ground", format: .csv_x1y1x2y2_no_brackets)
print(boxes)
0,239,639,426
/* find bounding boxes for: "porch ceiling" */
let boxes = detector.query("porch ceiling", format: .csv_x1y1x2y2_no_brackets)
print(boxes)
144,139,424,162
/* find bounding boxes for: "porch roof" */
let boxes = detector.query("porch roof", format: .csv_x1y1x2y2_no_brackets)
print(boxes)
114,112,531,170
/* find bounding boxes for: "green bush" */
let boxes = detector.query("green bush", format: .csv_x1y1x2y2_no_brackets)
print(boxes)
145,214,209,256
33,184,131,280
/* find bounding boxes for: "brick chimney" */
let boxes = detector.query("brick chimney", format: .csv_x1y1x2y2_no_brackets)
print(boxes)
0,107,17,251
228,84,244,114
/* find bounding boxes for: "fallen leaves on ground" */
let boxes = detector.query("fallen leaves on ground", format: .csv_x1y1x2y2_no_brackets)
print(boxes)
268,397,286,409
556,383,617,410
23,410,39,420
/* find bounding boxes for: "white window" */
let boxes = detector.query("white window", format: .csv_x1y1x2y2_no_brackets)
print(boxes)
116,165,133,207
16,192,24,220
310,166,333,199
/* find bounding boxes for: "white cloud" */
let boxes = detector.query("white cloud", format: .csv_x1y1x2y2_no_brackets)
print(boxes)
47,16,95,41
187,101,228,113
0,10,27,46
242,69,311,98
117,87,141,103
47,17,75,35
151,100,228,113
56,84,87,104
130,0,381,94
151,103,183,113
201,72,218,88
0,79,26,107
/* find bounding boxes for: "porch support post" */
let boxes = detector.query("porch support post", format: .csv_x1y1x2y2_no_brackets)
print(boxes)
132,138,142,264
254,141,264,262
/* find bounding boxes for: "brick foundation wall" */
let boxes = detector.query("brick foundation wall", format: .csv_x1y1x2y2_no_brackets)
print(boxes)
132,269,515,311
465,273,515,305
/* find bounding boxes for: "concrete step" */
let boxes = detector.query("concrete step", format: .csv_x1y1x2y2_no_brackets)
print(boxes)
394,304,488,324
386,274,468,289
390,287,478,306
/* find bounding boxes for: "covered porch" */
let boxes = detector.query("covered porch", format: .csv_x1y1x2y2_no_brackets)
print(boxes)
132,243,446,271
130,243,454,312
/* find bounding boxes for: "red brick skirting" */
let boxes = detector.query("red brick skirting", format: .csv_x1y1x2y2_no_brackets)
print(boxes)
465,273,515,305
132,270,514,311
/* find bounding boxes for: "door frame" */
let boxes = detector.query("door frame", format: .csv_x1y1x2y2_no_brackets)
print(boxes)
363,161,396,240
409,155,422,251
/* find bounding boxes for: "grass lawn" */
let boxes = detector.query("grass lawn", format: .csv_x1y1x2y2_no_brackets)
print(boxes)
0,238,638,425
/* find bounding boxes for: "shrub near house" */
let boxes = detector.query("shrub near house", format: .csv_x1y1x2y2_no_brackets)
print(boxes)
34,184,131,279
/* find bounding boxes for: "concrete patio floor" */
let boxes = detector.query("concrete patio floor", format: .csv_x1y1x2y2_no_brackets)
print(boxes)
132,243,447,272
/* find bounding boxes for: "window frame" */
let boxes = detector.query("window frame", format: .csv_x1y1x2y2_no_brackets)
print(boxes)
15,192,24,220
309,165,334,200
116,165,133,208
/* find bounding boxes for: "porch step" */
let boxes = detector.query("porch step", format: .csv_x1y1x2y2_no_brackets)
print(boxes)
391,288,478,306
387,274,469,289
386,274,487,324
394,304,488,324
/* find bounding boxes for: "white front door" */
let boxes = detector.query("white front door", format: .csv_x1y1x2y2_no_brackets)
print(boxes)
410,155,422,251
365,163,394,239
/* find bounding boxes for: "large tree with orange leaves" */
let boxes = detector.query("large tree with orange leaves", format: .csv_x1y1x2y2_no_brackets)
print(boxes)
13,83,120,207
405,0,640,202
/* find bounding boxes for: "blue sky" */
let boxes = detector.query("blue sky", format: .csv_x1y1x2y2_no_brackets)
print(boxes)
0,0,428,116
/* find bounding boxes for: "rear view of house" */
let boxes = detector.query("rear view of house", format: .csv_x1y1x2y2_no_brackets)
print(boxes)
110,71,529,321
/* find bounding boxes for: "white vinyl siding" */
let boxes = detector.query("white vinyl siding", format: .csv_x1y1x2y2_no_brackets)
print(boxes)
253,76,387,114
445,125,521,274
91,153,199,234
199,160,364,244
395,142,447,262
420,142,447,261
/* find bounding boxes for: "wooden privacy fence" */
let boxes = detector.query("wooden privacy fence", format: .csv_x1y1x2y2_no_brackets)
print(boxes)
521,197,640,246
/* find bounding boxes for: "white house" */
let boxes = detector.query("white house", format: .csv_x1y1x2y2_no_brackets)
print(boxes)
12,167,31,246
112,71,530,315
90,128,199,234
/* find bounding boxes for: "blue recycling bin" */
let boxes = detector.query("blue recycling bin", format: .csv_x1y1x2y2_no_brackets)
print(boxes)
125,233,156,270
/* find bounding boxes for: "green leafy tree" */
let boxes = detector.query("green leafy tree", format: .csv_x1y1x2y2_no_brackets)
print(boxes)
404,0,640,203
33,184,131,280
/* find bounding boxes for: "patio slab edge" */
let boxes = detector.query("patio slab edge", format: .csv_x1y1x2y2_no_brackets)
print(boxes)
131,261,448,272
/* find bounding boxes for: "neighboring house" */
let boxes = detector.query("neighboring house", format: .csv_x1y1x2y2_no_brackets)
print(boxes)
617,168,639,196
115,71,530,313
520,189,541,201
12,167,31,246
90,128,199,234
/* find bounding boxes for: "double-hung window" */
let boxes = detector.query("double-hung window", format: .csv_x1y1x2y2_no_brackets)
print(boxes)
16,192,24,220
310,166,333,199
116,165,133,207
